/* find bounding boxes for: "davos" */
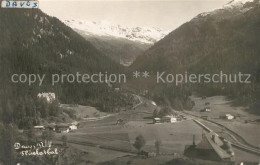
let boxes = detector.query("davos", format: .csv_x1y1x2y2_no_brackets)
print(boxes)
1,1,39,8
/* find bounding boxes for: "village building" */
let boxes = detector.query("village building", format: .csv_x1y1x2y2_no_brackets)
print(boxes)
69,125,77,130
153,118,161,124
34,126,45,131
153,115,178,124
34,126,45,136
46,124,56,132
151,101,157,106
55,124,70,133
69,121,79,130
184,133,234,162
162,115,177,123
37,92,56,103
220,114,235,120
200,107,211,112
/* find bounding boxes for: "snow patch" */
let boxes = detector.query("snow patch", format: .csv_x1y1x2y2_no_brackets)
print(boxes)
223,0,254,9
62,20,171,44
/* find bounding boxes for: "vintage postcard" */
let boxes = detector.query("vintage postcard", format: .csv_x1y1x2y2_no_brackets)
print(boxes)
0,0,259,164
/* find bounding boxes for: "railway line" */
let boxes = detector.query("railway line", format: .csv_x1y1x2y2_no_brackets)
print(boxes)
176,110,260,156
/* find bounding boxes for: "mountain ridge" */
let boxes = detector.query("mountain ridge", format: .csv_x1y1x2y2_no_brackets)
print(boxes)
63,19,170,65
130,0,260,112
63,19,170,44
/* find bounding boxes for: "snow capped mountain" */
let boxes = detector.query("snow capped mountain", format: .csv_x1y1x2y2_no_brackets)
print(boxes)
195,0,259,19
223,0,255,9
63,20,170,44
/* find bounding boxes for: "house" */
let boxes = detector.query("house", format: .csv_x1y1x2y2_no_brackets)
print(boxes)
69,125,77,130
201,107,211,112
56,124,70,133
161,115,177,123
46,124,56,131
34,126,45,136
151,101,157,106
34,126,45,131
226,114,234,120
184,133,234,162
154,115,178,124
220,114,234,120
69,121,79,130
206,107,211,111
37,92,56,103
153,118,161,124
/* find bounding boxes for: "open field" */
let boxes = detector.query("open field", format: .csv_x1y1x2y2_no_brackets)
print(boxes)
69,143,133,164
57,97,206,163
188,95,259,120
56,95,260,164
98,155,233,165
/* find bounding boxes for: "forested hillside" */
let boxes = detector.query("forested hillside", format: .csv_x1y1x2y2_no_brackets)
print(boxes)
0,7,134,126
0,6,137,164
131,0,260,113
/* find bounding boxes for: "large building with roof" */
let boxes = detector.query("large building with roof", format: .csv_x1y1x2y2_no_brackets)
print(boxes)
184,132,234,162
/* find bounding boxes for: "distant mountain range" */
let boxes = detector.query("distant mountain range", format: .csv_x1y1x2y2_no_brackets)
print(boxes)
63,20,170,66
0,0,258,113
63,20,170,44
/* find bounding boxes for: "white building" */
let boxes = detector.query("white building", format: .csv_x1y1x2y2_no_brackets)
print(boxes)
69,121,79,130
34,126,45,131
56,124,70,133
153,118,161,124
226,114,234,120
69,125,77,130
151,101,157,106
220,114,235,120
205,107,211,112
162,115,177,123
37,92,56,103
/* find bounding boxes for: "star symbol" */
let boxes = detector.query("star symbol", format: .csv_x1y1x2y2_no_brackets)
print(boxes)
133,71,140,78
142,71,150,78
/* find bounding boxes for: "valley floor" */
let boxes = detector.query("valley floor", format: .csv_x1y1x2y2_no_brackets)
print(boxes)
55,95,259,164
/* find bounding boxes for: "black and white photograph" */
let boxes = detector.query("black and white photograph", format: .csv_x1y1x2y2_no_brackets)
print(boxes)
0,0,259,164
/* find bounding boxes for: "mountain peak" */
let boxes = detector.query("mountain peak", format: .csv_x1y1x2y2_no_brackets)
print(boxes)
226,0,254,5
224,0,257,8
63,20,171,44
195,0,259,19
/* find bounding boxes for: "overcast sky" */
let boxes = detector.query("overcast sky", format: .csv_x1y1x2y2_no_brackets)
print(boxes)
39,0,229,30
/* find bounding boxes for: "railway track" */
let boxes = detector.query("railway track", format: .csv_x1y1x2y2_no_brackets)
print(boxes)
178,111,260,156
